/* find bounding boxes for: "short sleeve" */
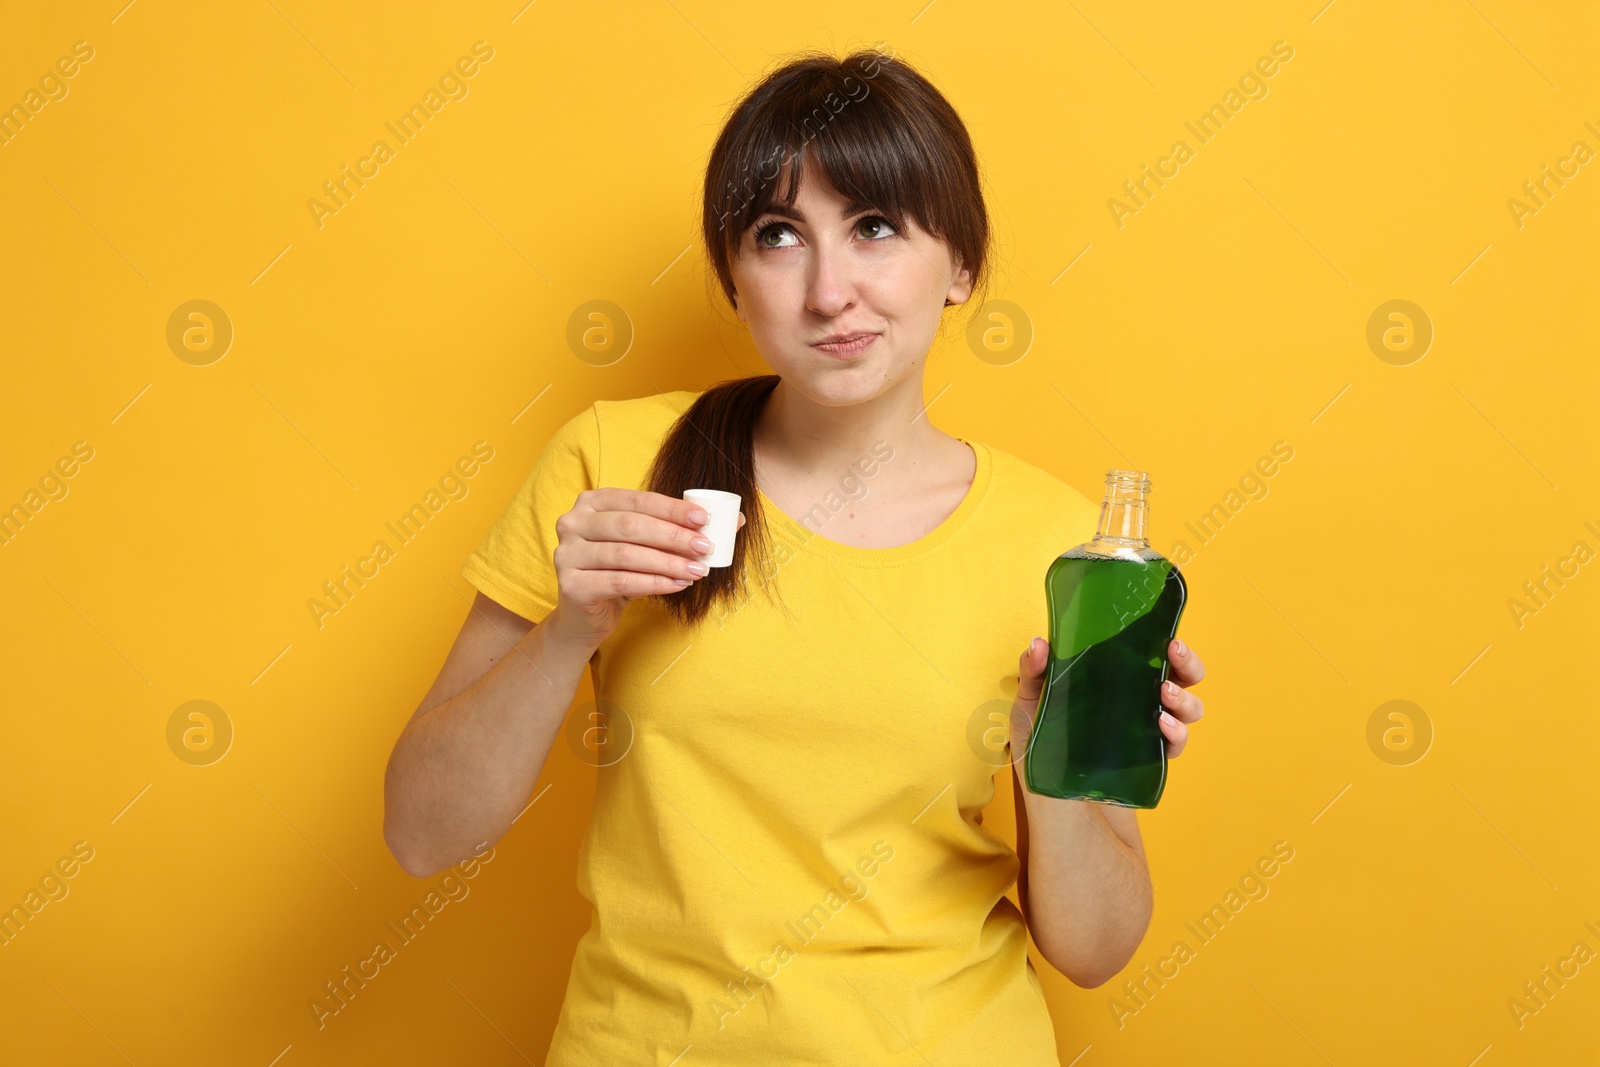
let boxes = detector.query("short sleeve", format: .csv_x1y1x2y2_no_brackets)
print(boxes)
460,404,600,623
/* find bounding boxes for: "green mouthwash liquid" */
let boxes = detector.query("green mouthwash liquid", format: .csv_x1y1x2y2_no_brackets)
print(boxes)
1023,470,1187,808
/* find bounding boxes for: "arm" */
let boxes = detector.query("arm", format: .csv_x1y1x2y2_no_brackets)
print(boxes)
1009,636,1207,987
382,594,599,878
383,489,739,878
1011,767,1152,987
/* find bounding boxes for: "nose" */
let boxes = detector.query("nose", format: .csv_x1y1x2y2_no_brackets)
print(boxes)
804,237,857,318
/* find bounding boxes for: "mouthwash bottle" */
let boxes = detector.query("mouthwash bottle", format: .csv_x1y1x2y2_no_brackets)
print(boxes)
1023,470,1187,808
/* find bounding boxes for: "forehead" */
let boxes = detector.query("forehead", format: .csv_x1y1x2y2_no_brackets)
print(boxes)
752,162,921,234
763,173,867,218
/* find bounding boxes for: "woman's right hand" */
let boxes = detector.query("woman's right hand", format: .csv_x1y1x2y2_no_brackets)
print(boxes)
546,488,744,647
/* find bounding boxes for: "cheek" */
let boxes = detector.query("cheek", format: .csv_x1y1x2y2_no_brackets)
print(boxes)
848,268,909,318
736,263,794,311
880,248,948,305
865,276,941,345
745,289,795,334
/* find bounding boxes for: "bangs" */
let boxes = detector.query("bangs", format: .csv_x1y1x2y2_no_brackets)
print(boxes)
711,63,954,252
700,48,989,312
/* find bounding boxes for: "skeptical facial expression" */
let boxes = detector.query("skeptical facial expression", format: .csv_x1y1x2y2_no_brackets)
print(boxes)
729,165,973,406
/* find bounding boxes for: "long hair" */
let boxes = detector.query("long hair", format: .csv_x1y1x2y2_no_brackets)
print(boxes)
645,47,993,627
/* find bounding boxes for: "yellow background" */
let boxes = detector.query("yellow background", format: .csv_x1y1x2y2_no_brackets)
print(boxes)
2,1,1595,1063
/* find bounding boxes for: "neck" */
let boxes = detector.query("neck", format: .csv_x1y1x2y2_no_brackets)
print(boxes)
1088,470,1152,551
753,375,947,482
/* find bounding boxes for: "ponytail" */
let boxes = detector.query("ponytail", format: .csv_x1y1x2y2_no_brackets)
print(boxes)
644,375,789,627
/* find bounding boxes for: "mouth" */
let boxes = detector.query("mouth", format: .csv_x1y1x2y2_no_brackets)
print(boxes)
810,332,879,359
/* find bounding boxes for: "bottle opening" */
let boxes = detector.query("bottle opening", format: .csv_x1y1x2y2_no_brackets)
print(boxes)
1104,470,1152,492
1093,469,1154,549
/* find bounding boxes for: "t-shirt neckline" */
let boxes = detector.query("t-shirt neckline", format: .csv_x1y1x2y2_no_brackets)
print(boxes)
755,438,992,566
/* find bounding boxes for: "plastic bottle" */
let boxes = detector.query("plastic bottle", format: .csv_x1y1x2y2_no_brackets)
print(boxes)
1023,470,1188,807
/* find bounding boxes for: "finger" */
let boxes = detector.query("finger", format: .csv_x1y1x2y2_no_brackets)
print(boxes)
737,511,746,528
1015,637,1048,702
572,569,700,601
579,506,715,561
1010,637,1049,742
565,538,709,583
1168,638,1206,686
1159,710,1188,758
1160,679,1204,724
580,488,713,534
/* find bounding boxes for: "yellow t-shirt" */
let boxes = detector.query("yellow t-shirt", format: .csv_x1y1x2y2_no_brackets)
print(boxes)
461,389,1101,1066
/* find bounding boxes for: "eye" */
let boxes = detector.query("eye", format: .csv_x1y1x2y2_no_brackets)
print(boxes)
856,215,898,240
752,220,798,249
750,214,900,250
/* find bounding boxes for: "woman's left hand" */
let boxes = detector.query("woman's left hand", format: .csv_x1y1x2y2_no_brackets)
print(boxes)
1158,638,1206,758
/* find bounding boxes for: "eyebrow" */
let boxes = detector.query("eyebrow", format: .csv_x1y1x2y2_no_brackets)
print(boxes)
755,200,876,223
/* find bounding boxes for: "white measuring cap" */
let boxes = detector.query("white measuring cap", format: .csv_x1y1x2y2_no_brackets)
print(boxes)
683,489,742,568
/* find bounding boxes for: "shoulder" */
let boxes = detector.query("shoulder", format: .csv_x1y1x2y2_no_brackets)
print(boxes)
976,439,1102,541
544,389,702,449
591,389,702,438
521,390,700,491
586,389,704,488
981,440,1099,515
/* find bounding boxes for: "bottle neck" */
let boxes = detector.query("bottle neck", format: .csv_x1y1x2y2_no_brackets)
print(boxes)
1090,470,1152,550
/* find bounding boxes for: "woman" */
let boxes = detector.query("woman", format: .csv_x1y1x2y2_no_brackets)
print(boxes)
384,47,1206,1065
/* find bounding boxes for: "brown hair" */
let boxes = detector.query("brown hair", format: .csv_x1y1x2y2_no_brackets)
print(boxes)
645,46,993,627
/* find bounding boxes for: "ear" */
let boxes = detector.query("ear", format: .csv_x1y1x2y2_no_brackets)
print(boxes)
944,258,974,307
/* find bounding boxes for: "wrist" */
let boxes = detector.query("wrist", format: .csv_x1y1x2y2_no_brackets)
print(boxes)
1018,776,1090,817
540,603,606,655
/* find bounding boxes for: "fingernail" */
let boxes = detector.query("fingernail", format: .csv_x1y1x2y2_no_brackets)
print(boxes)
689,508,709,524
1175,639,1187,656
1164,681,1179,697
1160,711,1177,726
687,561,708,575
692,536,713,552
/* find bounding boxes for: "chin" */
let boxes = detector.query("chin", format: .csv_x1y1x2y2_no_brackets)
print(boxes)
784,364,896,407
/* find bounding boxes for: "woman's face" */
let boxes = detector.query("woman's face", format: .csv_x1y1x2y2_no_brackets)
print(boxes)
729,165,973,408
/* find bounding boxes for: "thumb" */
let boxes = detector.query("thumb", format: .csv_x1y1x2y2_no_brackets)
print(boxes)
1015,637,1048,703
1011,636,1048,746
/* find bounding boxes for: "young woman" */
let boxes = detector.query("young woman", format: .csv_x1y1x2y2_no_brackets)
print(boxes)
384,47,1206,1065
